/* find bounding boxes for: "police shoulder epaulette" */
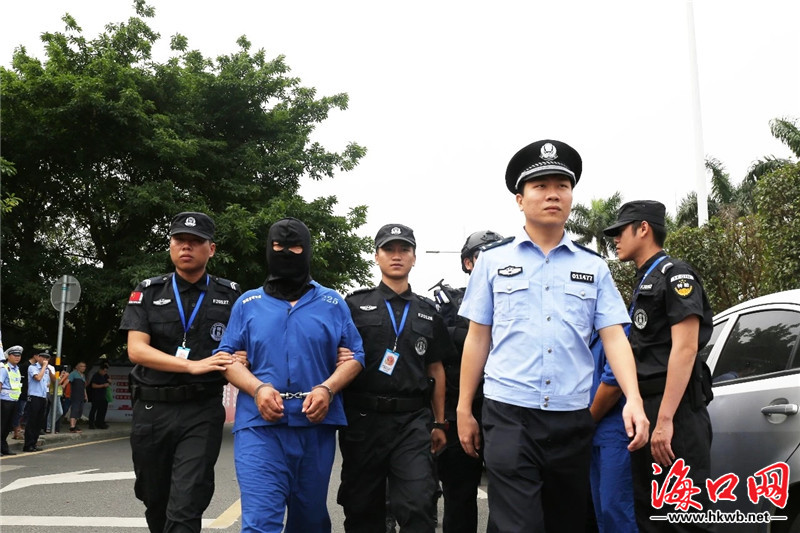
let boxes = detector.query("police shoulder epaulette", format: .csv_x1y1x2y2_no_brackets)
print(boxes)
480,236,515,252
212,276,240,292
138,275,169,290
347,287,373,298
572,241,601,257
416,294,438,309
659,256,674,275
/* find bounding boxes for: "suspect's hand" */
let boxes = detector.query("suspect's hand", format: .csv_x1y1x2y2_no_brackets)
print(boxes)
302,387,331,423
254,383,284,422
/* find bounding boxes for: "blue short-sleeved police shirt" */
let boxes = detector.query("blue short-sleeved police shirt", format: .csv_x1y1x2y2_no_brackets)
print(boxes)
459,227,630,411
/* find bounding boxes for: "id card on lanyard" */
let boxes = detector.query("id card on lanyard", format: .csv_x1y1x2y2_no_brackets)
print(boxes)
379,300,410,376
172,274,208,359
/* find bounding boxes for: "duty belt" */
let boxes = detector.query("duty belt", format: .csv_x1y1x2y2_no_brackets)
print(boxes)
345,392,426,413
131,383,223,403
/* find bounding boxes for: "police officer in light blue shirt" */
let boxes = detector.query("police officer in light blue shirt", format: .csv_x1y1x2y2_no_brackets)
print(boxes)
24,350,55,452
456,139,650,533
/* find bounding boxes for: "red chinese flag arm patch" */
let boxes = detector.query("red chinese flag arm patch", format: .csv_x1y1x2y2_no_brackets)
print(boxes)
128,291,144,305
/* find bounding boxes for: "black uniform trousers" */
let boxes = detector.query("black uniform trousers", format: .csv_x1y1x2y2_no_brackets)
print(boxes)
1,399,18,453
130,394,225,533
482,399,595,533
23,396,48,450
437,423,484,533
631,394,713,533
338,408,437,533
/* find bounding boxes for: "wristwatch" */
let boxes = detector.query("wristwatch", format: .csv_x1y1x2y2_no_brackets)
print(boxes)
432,420,449,431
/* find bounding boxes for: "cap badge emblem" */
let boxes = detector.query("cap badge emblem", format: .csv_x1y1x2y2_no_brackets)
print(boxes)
185,217,197,227
391,227,401,235
540,143,558,161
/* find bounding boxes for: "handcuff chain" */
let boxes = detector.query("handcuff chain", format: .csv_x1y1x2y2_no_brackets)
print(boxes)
280,391,309,400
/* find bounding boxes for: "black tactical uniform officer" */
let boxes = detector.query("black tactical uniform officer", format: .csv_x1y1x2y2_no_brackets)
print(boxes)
603,201,714,532
120,212,242,533
433,230,505,533
338,223,456,533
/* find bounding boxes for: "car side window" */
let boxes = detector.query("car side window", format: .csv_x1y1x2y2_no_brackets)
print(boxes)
698,319,727,362
711,310,800,383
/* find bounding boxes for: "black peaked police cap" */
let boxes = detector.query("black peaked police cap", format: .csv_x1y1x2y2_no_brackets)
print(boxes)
375,224,416,249
603,200,667,237
169,212,215,241
505,139,583,193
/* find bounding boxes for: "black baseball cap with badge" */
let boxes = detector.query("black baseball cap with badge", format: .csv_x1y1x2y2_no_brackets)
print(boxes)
375,224,416,249
169,212,215,241
37,350,51,359
505,139,583,193
603,200,667,237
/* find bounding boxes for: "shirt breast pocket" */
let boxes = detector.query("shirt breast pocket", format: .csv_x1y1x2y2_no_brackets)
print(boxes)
563,283,597,328
492,279,530,322
149,311,181,340
352,310,383,330
410,317,434,339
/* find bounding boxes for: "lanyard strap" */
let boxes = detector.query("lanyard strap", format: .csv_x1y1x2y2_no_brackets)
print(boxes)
172,274,208,346
384,300,411,352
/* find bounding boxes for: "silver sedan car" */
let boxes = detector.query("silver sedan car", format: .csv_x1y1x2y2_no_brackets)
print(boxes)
702,289,800,532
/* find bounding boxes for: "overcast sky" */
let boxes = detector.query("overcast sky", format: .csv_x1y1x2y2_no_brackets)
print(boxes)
2,0,798,294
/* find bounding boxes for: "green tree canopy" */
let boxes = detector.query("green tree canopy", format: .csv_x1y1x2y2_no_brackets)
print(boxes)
566,192,622,257
0,2,371,365
675,117,799,229
755,161,800,294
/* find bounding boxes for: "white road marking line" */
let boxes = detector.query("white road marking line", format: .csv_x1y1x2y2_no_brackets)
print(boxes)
0,469,136,494
208,499,241,528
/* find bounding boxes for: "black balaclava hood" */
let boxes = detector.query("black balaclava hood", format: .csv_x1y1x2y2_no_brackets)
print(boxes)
263,217,312,301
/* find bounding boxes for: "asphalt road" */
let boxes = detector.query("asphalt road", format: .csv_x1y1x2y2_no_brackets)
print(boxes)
0,423,489,532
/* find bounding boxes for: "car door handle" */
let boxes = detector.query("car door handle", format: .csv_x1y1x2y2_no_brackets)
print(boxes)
761,404,799,415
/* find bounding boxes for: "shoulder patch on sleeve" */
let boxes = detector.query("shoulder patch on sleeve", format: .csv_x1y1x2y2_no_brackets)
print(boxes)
672,277,695,298
127,291,144,305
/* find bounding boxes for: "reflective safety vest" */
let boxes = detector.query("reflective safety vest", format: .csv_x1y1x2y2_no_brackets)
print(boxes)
3,363,22,401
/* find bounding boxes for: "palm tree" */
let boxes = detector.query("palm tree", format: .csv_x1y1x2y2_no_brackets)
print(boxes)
675,117,799,228
566,192,622,257
745,117,800,181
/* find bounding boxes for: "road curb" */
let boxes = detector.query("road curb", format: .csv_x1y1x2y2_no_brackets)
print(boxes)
7,423,132,453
